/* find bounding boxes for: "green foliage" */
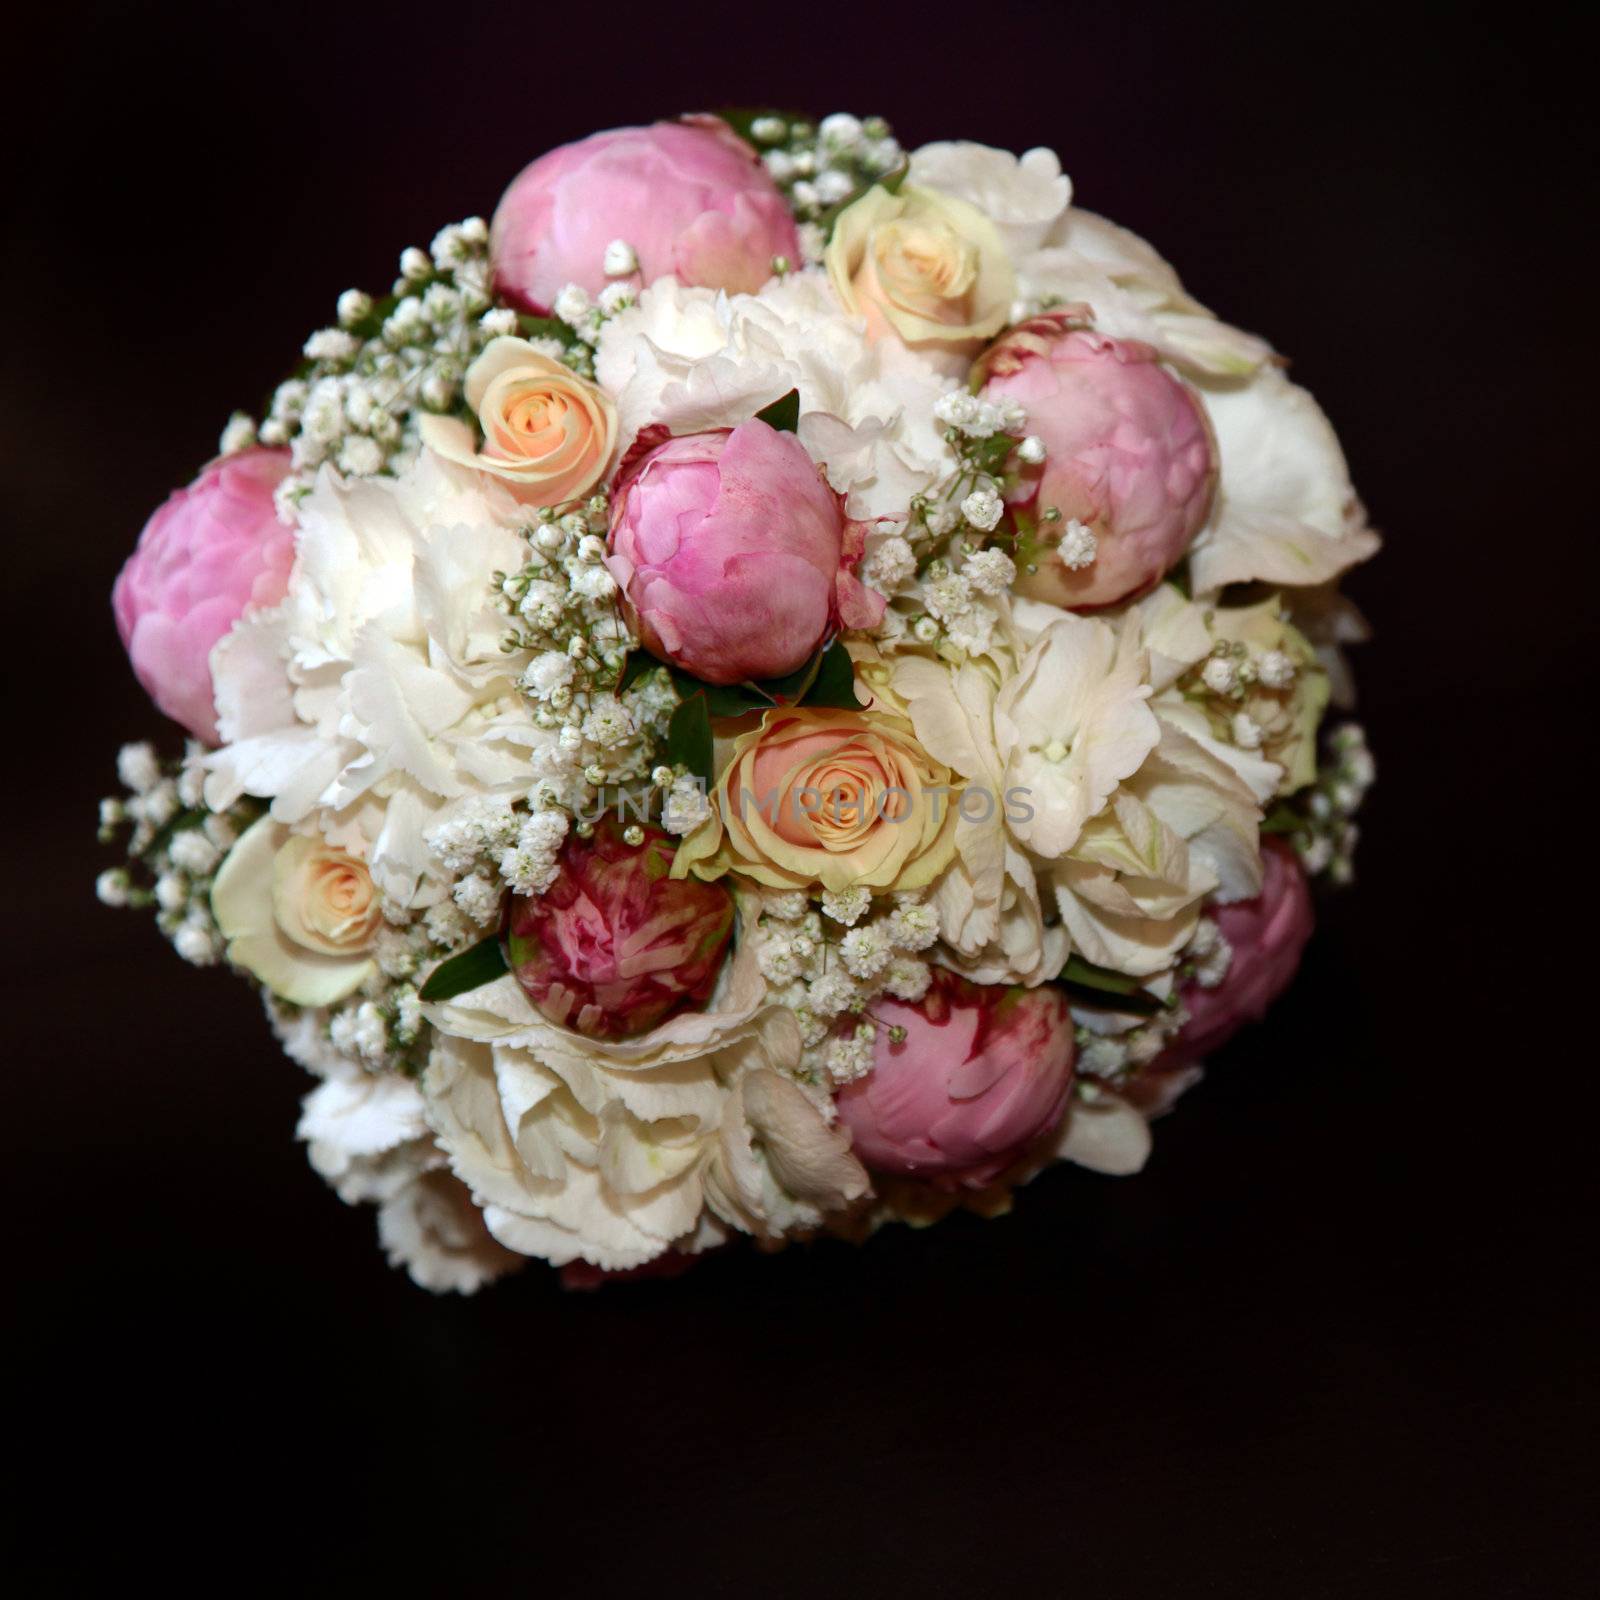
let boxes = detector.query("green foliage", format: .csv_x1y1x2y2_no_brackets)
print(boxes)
1057,954,1169,1016
419,935,509,1002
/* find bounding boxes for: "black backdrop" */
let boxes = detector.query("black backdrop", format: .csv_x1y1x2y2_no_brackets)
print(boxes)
7,3,1596,1593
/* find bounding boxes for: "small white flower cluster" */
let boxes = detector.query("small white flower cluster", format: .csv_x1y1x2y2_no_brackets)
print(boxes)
746,110,904,245
423,794,568,903
659,772,713,837
325,983,427,1072
876,536,1017,660
1198,637,1299,702
96,743,247,967
222,218,504,506
548,269,643,367
1074,1019,1176,1084
864,390,1036,659
1292,722,1375,884
495,501,679,826
1191,634,1308,757
754,890,940,1086
1071,981,1189,1086
933,389,1028,442
865,391,1040,658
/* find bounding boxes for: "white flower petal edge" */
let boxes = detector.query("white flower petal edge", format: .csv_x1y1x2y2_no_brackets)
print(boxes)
1188,367,1381,593
595,274,948,520
272,1002,521,1294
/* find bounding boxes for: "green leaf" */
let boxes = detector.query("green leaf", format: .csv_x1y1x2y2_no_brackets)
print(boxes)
1260,801,1304,836
666,668,768,719
755,388,800,433
799,639,861,708
755,652,824,706
419,935,508,1002
1057,954,1167,1016
616,651,662,695
517,312,575,348
714,106,813,146
666,690,714,787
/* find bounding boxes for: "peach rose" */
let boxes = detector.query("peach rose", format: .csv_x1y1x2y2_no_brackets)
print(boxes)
419,336,617,505
211,818,382,1005
825,185,1014,360
673,707,959,895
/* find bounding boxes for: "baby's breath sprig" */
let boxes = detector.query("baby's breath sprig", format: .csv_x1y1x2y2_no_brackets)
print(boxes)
96,742,260,967
730,110,904,253
1262,722,1375,884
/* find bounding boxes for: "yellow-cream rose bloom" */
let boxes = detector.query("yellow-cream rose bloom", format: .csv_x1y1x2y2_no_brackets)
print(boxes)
672,707,960,895
419,336,617,505
826,184,1014,358
211,818,382,1005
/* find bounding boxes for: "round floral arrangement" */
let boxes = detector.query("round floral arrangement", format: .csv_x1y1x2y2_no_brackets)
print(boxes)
99,111,1377,1293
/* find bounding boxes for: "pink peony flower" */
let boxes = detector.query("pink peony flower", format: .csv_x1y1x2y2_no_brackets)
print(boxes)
490,120,801,314
979,312,1215,609
112,448,294,744
505,817,736,1040
1128,839,1315,1114
835,969,1077,1189
607,420,882,686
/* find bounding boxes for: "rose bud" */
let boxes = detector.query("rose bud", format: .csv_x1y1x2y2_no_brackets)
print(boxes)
1127,839,1314,1115
505,817,736,1040
112,447,294,743
979,313,1215,609
835,969,1076,1189
491,121,801,314
606,420,882,685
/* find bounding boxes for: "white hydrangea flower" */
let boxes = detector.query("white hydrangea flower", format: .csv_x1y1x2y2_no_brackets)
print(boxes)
595,274,947,520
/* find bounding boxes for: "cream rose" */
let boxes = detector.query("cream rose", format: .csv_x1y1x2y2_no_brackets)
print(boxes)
212,817,381,1004
419,336,616,505
826,184,1014,359
672,706,960,895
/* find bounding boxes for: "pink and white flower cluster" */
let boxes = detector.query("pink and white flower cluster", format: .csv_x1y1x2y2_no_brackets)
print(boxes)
100,112,1376,1293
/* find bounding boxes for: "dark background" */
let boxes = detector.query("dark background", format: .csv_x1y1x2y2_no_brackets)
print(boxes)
6,2,1595,1593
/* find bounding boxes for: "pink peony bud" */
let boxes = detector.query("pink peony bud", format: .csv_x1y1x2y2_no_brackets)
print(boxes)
835,969,1077,1189
490,120,801,314
505,817,736,1040
979,312,1215,609
606,420,880,686
1128,839,1315,1114
112,448,294,744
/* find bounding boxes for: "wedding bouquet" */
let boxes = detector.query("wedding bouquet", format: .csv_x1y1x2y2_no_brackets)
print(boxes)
100,111,1377,1292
